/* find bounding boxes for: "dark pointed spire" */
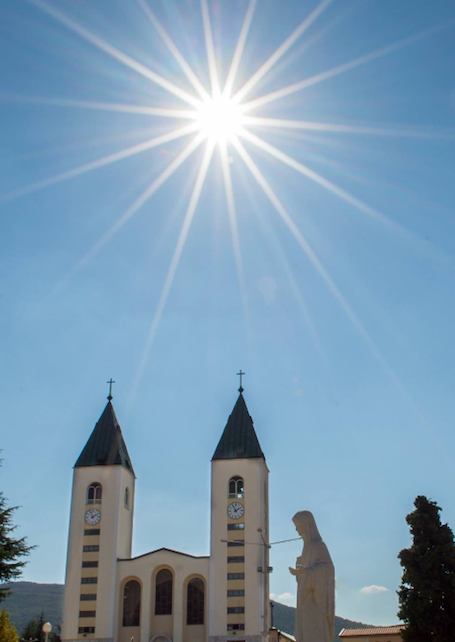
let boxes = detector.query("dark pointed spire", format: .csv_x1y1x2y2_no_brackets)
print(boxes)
75,401,135,475
212,392,264,461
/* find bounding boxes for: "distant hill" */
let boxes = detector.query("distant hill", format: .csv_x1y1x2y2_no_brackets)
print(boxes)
271,600,372,640
4,582,372,641
3,582,63,634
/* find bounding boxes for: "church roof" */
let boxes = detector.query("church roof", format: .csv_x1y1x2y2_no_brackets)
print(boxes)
339,626,404,637
212,393,264,460
75,401,135,475
119,547,209,561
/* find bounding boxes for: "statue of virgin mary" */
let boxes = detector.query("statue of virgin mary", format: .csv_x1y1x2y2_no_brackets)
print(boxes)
289,511,335,642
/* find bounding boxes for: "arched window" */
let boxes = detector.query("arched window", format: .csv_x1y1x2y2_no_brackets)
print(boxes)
155,569,173,615
187,578,204,625
124,487,129,508
228,476,244,498
87,483,102,504
122,580,141,626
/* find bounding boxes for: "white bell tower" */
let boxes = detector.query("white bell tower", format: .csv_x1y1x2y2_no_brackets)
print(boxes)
209,385,270,642
62,392,135,642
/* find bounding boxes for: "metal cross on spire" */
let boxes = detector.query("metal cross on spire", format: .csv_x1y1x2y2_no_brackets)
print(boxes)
106,378,115,401
237,370,245,393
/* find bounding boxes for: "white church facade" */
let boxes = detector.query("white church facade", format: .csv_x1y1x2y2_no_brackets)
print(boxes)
62,388,271,642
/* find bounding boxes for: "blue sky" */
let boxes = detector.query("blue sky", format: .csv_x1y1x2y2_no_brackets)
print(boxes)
1,0,455,627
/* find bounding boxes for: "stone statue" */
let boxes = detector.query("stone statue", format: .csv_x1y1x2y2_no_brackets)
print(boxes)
289,511,335,642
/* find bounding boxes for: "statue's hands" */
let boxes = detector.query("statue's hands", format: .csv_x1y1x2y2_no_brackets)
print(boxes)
289,567,298,576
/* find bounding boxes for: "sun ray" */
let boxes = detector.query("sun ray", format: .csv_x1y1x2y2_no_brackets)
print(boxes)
29,0,203,109
275,249,329,372
238,166,327,367
219,140,249,321
241,21,452,113
238,127,403,233
233,0,333,105
201,0,221,96
130,138,216,402
232,135,377,337
0,123,199,204
15,0,443,426
137,0,211,102
223,0,257,99
56,132,207,293
0,94,198,119
241,116,455,139
241,126,455,272
232,136,426,421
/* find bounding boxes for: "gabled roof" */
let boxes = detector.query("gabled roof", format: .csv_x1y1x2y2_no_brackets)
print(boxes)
270,630,295,642
339,625,404,637
212,393,264,460
118,547,209,562
75,401,134,475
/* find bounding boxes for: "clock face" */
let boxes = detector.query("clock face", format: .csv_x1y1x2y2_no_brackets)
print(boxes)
85,508,101,525
228,502,244,520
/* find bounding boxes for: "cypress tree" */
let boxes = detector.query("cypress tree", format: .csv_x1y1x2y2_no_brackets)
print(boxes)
21,618,39,642
398,495,455,642
21,614,60,642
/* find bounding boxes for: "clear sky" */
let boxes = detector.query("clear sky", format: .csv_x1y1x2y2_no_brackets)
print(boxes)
1,0,455,627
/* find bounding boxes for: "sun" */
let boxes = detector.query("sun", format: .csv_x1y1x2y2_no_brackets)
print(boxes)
18,0,430,397
195,94,243,144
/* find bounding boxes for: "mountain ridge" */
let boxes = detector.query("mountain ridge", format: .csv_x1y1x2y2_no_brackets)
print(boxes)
3,582,373,641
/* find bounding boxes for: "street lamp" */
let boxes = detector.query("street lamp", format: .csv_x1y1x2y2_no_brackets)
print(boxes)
42,622,52,642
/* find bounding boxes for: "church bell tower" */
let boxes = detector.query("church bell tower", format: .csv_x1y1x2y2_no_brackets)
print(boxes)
62,392,135,642
209,386,270,642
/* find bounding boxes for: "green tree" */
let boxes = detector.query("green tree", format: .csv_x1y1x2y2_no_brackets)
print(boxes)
21,613,44,642
21,617,39,642
20,615,60,642
398,495,455,642
0,609,19,642
0,464,34,603
35,613,45,642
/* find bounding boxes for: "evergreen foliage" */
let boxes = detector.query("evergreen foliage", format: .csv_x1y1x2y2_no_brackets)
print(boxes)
0,462,34,603
21,617,39,642
0,609,19,642
20,613,60,642
398,495,455,642
21,612,44,642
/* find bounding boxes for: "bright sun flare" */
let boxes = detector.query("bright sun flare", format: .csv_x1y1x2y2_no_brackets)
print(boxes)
20,0,435,395
195,95,243,143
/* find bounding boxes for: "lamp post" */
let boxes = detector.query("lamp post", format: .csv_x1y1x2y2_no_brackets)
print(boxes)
42,622,52,642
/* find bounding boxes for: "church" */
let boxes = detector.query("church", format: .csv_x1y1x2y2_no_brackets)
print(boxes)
62,385,271,642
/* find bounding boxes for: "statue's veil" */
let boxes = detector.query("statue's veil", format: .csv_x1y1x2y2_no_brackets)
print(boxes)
292,510,322,542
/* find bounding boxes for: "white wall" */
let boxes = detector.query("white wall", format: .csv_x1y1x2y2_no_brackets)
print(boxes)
209,458,269,641
62,464,135,642
117,549,209,642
